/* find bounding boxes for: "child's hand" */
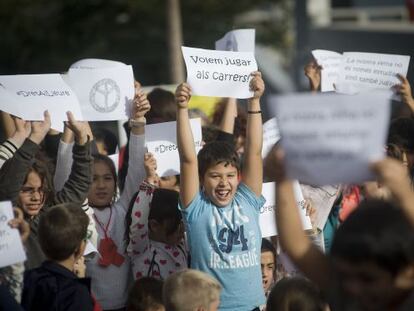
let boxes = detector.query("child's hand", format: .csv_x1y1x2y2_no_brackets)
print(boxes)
144,153,159,186
395,74,414,112
132,82,151,120
304,199,317,229
29,110,51,145
65,111,90,145
371,157,412,201
250,71,265,100
264,144,287,183
13,116,31,140
8,207,30,243
175,83,192,109
74,256,86,278
304,60,322,92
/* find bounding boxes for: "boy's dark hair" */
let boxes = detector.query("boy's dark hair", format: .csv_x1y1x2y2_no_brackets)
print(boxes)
38,203,89,261
388,117,414,153
93,154,118,203
125,188,181,245
197,141,240,180
127,277,164,311
261,238,276,256
331,199,414,275
146,88,176,124
94,128,118,155
266,277,325,311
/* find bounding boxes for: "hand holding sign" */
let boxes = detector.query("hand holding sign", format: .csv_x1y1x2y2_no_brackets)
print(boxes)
175,83,192,109
8,207,30,243
304,59,322,92
65,111,90,145
249,71,265,100
29,110,51,145
144,153,160,187
394,74,414,112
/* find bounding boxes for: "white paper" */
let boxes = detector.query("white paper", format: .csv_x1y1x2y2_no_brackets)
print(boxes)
268,91,390,186
83,240,98,256
109,153,119,174
67,66,135,121
70,58,126,69
259,182,312,237
145,118,202,177
262,117,281,159
215,29,255,53
0,74,83,132
181,46,258,98
312,49,343,92
337,52,410,92
0,201,26,268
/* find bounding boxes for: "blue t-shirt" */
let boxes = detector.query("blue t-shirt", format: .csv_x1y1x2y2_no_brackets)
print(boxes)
180,183,266,311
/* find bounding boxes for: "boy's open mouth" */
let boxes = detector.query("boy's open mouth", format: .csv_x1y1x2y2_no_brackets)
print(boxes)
215,189,231,200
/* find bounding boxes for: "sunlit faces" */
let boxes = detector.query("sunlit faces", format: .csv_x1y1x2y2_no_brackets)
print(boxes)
261,251,275,293
202,162,239,207
88,161,116,207
18,171,45,218
334,259,414,311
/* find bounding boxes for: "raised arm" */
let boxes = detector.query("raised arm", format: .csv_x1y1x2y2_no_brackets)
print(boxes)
242,71,264,196
219,98,237,134
304,59,322,93
395,74,414,114
54,111,93,205
266,147,331,290
175,83,199,208
127,153,159,256
371,157,414,226
118,83,150,211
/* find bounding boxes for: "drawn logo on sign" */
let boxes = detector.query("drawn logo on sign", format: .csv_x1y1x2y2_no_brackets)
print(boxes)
89,79,120,113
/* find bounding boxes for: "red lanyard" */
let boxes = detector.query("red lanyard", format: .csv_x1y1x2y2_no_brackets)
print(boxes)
93,208,112,239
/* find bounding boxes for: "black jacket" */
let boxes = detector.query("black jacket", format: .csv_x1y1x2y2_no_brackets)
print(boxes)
22,261,94,311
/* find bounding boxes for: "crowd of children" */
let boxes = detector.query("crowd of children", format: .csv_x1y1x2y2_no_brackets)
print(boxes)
1,56,414,311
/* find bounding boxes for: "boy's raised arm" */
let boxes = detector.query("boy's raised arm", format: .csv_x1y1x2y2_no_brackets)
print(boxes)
242,71,264,196
176,83,199,208
266,147,331,290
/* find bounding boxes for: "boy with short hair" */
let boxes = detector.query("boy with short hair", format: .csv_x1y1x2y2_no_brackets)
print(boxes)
22,203,94,311
175,72,266,310
163,269,221,311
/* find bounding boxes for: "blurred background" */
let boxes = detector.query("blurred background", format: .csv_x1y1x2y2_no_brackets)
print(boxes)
0,0,413,139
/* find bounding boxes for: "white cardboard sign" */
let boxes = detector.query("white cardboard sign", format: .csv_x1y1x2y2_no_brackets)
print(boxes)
337,52,410,92
312,50,410,94
262,117,281,159
67,65,135,121
181,46,258,98
311,49,343,92
0,201,26,268
260,182,312,237
215,29,255,53
269,92,390,186
145,118,202,177
0,74,83,132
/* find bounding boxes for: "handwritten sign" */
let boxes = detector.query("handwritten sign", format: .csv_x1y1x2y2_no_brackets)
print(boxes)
268,92,390,186
337,52,410,92
0,201,26,268
67,65,135,121
262,117,281,159
181,46,257,98
260,182,312,237
145,118,202,177
0,74,83,132
215,29,255,53
312,49,343,92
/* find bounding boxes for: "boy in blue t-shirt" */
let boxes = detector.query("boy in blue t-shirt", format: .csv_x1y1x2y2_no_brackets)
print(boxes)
175,72,266,311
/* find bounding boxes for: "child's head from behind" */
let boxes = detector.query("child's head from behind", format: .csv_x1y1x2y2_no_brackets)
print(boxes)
18,160,53,218
163,269,221,311
148,188,183,246
127,277,164,311
261,238,276,293
266,277,325,311
89,154,117,208
38,203,89,262
331,199,414,310
197,141,240,207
